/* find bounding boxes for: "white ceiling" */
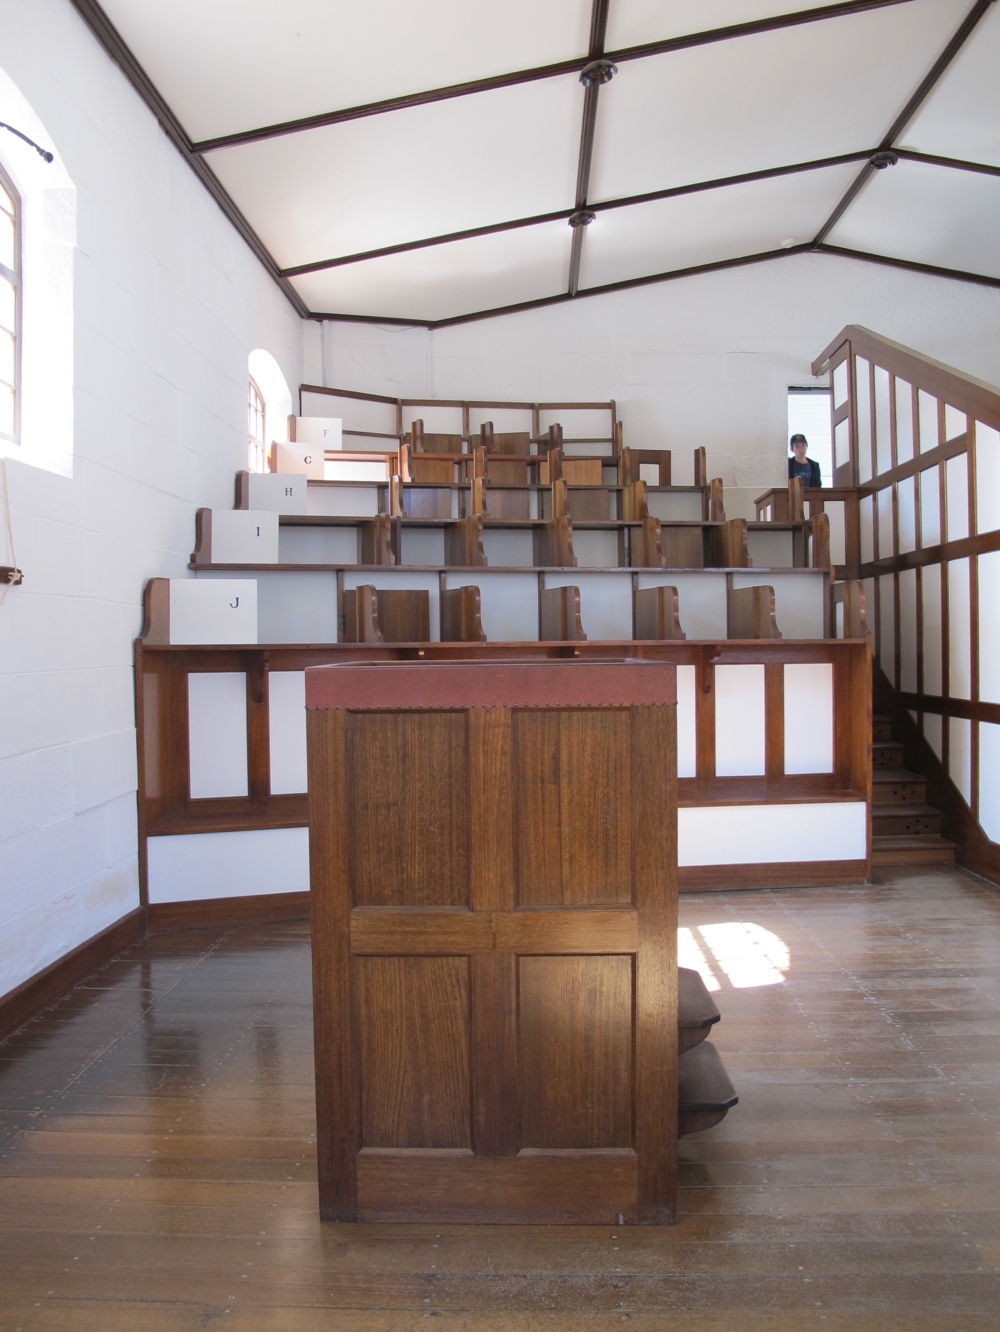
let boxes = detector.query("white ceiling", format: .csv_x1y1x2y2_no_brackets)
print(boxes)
83,0,1000,325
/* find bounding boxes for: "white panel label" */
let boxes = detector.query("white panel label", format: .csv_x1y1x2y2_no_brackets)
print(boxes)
715,664,765,777
207,510,280,564
783,663,833,774
169,580,257,645
242,472,308,514
275,440,326,479
147,827,310,904
679,803,867,865
188,673,248,799
293,417,343,450
269,671,308,795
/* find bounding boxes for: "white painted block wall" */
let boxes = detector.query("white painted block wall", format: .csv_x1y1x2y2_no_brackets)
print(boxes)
304,253,1000,521
0,0,302,999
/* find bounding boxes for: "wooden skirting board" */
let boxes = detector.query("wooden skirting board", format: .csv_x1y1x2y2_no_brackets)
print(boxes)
146,891,311,933
678,860,869,891
0,908,146,1043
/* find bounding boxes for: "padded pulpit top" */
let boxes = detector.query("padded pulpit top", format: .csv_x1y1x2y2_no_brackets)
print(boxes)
304,660,676,711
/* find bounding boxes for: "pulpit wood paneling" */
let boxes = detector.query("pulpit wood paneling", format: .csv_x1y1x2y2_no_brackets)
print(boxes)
306,660,678,1225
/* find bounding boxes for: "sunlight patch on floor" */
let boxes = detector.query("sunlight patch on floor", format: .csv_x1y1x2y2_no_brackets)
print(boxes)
679,921,790,989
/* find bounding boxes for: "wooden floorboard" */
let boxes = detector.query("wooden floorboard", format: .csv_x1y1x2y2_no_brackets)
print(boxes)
1,870,1000,1326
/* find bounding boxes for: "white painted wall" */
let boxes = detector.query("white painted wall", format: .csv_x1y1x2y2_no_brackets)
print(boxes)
314,253,1000,519
0,0,302,999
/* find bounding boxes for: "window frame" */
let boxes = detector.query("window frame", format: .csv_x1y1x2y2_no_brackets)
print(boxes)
248,373,266,473
0,160,21,448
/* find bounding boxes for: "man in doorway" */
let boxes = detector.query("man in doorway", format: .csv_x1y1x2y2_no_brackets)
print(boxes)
788,433,822,487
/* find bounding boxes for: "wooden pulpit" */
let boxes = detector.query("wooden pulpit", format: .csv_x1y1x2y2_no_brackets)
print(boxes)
306,660,678,1224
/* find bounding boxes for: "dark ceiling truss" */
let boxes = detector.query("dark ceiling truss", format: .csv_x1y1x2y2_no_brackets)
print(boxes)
188,0,918,155
69,0,1000,329
307,243,1000,331
812,0,998,244
283,147,1000,280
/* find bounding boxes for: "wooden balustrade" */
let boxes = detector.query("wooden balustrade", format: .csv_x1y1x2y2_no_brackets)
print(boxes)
812,324,1000,880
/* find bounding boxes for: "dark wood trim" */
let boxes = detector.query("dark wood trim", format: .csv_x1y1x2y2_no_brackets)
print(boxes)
406,246,816,329
896,693,1000,726
305,309,432,329
812,0,996,246
894,148,1000,179
859,526,1000,579
305,240,1000,329
146,891,310,933
877,0,997,149
568,222,587,299
285,207,572,278
858,431,969,494
282,154,871,279
0,909,146,1042
190,1,916,154
300,383,401,405
815,245,1000,300
811,325,1000,430
68,0,309,319
679,860,868,891
812,162,876,247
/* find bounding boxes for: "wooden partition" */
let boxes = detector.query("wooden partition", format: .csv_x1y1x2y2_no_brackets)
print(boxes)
135,635,871,908
306,660,678,1225
299,385,620,457
813,324,1000,880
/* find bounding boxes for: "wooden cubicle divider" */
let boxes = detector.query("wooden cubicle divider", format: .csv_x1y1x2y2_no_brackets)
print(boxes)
306,659,679,1224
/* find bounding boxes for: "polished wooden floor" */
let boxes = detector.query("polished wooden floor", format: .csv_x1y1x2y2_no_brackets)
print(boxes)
1,866,999,1330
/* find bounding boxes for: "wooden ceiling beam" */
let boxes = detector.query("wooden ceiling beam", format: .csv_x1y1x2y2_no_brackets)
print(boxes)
190,0,918,154
307,242,1000,329
282,152,874,279
813,0,997,245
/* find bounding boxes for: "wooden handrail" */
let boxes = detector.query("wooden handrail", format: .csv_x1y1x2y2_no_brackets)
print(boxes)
812,325,1000,430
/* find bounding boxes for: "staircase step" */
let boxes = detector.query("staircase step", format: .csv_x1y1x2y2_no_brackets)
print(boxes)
873,714,893,743
678,1041,738,1138
677,966,720,1053
872,741,905,769
872,769,927,804
872,803,942,836
872,834,956,866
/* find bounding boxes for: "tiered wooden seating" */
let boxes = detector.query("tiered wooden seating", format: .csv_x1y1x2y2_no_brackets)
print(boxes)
620,447,671,487
441,586,487,643
634,586,686,641
539,586,586,641
343,586,430,643
407,419,467,454
729,585,782,639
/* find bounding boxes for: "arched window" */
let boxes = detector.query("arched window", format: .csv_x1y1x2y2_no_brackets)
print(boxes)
0,67,75,475
248,375,267,472
0,163,19,447
246,350,292,474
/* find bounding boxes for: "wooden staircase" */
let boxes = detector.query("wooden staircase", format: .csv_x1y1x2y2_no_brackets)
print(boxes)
871,714,956,867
